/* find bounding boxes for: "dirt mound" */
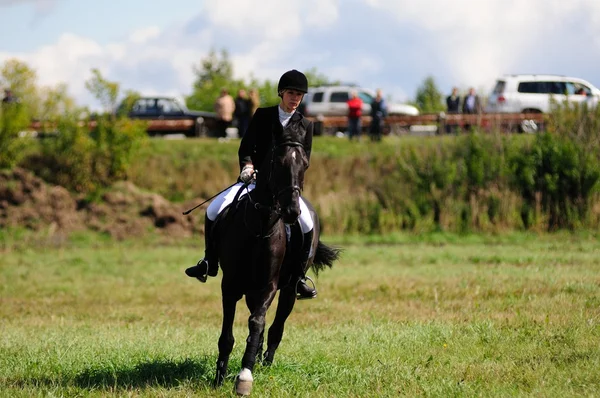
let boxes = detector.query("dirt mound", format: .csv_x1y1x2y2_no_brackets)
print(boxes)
0,168,205,239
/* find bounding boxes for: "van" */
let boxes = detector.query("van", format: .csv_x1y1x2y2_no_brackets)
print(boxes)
486,74,600,114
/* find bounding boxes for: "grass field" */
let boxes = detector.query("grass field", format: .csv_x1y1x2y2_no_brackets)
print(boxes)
1,231,600,397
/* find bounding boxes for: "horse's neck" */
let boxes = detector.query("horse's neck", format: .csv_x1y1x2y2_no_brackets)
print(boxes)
252,179,273,207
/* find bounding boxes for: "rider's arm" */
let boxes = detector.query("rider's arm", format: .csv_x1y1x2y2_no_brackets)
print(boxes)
238,108,261,173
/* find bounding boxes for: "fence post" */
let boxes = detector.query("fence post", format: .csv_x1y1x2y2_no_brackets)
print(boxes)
437,112,446,135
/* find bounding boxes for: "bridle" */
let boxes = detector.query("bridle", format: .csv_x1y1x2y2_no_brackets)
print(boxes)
270,140,304,200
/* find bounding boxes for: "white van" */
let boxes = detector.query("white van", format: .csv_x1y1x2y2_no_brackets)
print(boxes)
486,74,600,114
303,85,419,118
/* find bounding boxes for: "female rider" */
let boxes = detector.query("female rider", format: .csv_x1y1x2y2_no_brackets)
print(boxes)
185,69,317,300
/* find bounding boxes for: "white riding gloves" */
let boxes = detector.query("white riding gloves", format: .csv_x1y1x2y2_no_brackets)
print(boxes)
240,165,255,183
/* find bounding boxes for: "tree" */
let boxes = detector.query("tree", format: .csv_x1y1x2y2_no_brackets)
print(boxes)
116,89,141,118
414,75,445,114
186,49,243,112
85,68,119,116
304,67,339,87
1,58,40,120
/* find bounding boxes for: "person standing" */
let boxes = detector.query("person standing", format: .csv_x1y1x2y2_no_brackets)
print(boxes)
369,89,387,141
234,89,251,138
462,87,482,131
248,88,260,116
185,69,318,300
462,87,482,114
214,88,235,138
347,91,363,140
446,87,461,133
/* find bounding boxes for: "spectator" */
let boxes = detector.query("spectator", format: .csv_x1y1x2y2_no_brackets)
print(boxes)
214,88,235,138
234,89,251,138
462,87,482,114
347,91,363,140
446,87,461,134
446,87,460,113
369,89,387,141
249,88,260,116
462,87,482,131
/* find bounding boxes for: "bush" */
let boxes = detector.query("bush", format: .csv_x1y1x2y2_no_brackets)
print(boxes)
23,114,148,193
0,102,31,169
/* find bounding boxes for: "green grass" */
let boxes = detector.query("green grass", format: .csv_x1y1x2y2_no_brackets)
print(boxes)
1,232,600,397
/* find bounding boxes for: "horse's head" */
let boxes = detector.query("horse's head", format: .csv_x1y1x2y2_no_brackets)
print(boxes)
257,138,308,225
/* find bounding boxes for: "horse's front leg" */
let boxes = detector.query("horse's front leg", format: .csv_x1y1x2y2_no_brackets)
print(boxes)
235,284,278,396
214,294,239,387
263,285,296,366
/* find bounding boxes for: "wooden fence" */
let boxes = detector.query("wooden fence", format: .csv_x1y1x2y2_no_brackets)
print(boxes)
307,113,547,135
27,112,548,137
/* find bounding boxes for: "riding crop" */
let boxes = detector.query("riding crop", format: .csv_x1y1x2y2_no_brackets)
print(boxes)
182,182,238,215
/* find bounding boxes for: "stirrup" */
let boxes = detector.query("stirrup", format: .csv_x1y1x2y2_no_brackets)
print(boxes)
185,259,208,283
296,276,317,300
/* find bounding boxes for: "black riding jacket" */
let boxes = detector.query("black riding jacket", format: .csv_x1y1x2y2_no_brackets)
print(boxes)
238,105,313,173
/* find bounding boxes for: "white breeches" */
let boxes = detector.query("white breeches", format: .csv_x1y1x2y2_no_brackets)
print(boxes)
206,182,314,233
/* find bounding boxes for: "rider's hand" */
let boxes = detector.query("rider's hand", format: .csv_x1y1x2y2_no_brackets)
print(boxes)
240,164,255,183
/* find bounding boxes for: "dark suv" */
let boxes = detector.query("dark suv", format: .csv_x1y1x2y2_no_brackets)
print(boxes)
124,97,218,137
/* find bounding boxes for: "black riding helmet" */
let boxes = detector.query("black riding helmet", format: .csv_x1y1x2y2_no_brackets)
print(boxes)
277,69,308,95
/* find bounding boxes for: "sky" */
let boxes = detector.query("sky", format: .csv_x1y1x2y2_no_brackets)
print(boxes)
1,0,600,109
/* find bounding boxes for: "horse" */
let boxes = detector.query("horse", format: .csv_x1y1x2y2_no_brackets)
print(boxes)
210,131,340,395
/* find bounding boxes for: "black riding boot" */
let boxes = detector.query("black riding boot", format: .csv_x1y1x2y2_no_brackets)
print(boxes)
185,216,218,283
296,229,317,300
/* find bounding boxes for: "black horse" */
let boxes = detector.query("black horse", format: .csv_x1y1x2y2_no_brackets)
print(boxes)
211,132,340,395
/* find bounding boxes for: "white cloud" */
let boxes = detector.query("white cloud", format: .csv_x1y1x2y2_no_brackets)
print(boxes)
3,0,600,108
363,0,600,90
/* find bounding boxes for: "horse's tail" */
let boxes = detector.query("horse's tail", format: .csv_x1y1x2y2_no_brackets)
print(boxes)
311,240,342,275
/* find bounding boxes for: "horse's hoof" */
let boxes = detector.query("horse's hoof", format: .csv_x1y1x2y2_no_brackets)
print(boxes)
262,351,273,366
235,368,253,396
235,379,253,396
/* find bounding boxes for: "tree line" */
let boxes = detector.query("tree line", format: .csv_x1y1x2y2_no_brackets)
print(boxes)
1,49,450,122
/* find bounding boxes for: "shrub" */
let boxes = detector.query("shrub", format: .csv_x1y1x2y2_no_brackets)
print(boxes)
0,101,31,169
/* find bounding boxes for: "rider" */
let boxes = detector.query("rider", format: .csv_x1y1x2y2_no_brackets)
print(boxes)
185,69,317,300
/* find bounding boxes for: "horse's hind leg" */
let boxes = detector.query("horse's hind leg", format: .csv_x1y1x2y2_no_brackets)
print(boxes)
214,295,238,387
263,285,297,366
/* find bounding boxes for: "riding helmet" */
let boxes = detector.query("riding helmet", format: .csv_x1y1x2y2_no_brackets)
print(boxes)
277,69,308,94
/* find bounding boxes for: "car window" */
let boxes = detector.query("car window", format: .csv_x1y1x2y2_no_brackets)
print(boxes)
358,91,374,104
566,82,590,96
312,92,324,103
518,82,546,94
330,91,349,102
492,80,506,94
157,99,183,114
132,98,159,115
548,82,566,95
518,81,566,94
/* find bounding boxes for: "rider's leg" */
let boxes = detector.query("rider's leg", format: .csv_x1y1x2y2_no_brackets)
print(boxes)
185,182,253,282
185,214,218,282
296,198,317,300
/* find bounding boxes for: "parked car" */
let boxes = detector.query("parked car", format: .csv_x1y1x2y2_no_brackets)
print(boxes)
485,74,600,114
121,97,218,137
303,85,419,118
